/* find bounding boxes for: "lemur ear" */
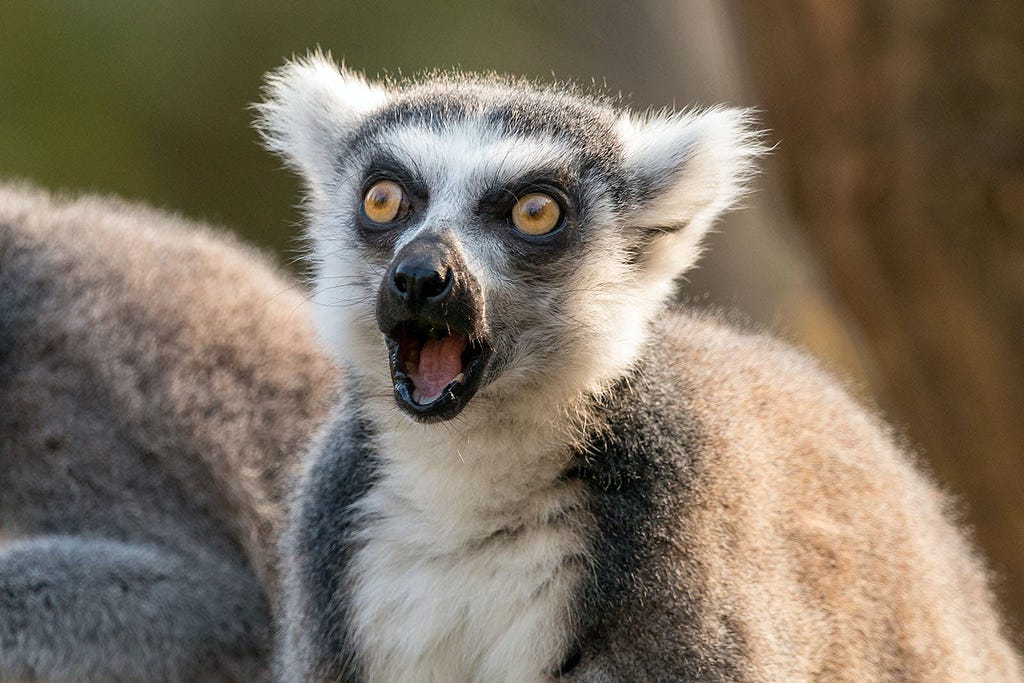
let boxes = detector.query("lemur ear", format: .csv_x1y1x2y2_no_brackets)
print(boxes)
616,107,764,277
255,52,387,188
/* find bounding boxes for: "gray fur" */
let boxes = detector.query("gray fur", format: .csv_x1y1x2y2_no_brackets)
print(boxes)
566,352,743,682
0,537,265,681
0,183,336,681
275,392,381,682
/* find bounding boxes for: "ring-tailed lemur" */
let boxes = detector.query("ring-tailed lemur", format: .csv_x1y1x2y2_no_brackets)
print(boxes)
0,183,337,680
259,55,1023,681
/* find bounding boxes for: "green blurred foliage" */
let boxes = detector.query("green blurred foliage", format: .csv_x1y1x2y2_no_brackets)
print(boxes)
0,1,651,258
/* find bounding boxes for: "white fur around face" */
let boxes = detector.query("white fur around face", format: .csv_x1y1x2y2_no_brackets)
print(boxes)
305,117,658,415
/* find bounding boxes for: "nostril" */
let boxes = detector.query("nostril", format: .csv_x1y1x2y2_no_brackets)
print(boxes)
392,269,411,296
423,267,453,302
390,261,452,304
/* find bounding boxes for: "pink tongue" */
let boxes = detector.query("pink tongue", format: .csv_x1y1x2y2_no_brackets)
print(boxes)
408,334,467,403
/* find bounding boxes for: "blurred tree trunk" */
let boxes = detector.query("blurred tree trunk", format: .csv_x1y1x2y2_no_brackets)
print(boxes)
733,1,1024,632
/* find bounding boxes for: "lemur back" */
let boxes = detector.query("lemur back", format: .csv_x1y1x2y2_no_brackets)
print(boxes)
260,55,1024,681
0,183,336,680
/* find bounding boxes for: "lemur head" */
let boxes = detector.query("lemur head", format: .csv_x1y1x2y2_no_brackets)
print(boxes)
257,53,761,424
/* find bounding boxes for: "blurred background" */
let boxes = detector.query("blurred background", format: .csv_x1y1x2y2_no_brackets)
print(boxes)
2,0,1022,641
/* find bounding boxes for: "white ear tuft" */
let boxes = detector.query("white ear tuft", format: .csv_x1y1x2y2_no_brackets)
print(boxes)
254,51,388,188
616,106,766,279
618,106,764,229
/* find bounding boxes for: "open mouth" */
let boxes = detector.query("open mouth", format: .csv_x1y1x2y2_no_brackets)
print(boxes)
385,321,491,422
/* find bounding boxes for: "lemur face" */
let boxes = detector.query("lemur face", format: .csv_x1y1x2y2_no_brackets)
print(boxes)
325,94,637,422
258,55,761,422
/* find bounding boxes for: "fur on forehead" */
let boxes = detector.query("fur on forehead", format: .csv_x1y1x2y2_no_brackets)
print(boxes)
256,56,625,186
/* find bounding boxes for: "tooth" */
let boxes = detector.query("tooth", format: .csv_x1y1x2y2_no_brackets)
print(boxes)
453,373,465,383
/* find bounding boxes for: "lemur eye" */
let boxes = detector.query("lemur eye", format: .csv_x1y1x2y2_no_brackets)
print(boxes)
363,180,409,224
511,193,562,236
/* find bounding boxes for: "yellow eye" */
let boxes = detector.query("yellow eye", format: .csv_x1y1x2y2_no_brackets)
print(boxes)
363,180,407,224
511,193,562,236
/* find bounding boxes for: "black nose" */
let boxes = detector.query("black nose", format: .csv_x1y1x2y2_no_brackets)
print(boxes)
390,257,453,307
378,233,482,336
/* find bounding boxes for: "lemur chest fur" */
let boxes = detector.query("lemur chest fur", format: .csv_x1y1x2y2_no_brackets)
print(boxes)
347,423,588,682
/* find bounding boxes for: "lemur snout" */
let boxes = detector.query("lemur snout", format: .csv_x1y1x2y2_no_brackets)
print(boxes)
376,233,491,421
379,233,474,328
